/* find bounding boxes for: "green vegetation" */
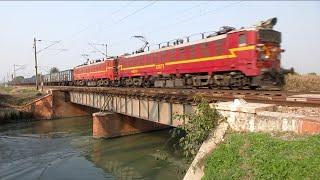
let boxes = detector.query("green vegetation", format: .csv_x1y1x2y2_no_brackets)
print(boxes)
308,72,318,76
171,99,224,159
203,132,320,180
12,76,25,84
50,67,59,74
0,86,42,106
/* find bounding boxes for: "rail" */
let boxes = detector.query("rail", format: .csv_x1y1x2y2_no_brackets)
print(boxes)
44,86,320,107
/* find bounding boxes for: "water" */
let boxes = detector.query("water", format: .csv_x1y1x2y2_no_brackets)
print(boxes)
0,116,187,180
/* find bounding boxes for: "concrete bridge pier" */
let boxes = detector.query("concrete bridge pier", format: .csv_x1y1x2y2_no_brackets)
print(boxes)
92,112,169,139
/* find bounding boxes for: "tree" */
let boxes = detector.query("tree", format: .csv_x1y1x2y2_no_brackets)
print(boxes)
13,76,24,84
50,67,59,74
308,72,318,76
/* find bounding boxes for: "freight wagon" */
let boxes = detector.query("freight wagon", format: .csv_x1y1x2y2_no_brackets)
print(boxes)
42,69,73,86
21,76,36,85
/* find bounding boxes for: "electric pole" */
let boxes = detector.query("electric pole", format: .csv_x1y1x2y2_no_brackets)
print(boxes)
6,72,10,86
32,38,61,90
34,37,39,90
88,43,108,59
13,65,15,79
13,64,25,80
105,44,108,59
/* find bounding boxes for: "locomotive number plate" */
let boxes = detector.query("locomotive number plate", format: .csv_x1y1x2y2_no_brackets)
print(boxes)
131,69,139,73
156,64,165,69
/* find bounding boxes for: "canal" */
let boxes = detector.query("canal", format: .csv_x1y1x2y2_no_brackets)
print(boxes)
0,116,188,180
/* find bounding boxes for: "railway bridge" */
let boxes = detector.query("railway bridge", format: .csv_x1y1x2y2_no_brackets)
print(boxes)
57,86,198,138
24,86,320,138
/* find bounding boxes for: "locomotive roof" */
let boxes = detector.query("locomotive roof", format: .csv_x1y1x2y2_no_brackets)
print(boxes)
123,27,256,59
74,58,115,69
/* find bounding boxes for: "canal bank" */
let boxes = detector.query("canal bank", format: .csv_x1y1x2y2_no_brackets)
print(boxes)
0,86,43,124
0,116,188,180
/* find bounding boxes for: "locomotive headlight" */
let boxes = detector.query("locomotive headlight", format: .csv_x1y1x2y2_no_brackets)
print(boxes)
260,53,270,60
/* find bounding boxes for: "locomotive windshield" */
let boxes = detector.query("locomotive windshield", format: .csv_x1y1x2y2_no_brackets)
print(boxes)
258,29,281,43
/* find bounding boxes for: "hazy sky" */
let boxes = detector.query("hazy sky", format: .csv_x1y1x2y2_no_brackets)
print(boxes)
0,1,319,81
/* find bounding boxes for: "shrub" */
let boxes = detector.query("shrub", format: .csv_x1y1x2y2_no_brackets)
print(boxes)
170,98,224,159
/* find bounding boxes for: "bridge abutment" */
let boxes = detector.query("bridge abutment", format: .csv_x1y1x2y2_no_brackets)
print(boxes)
92,112,169,139
21,90,95,119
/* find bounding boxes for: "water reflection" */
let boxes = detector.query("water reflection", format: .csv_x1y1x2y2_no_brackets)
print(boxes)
85,132,186,180
0,116,187,180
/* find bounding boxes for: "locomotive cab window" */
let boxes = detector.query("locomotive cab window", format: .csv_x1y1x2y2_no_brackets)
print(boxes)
239,34,246,46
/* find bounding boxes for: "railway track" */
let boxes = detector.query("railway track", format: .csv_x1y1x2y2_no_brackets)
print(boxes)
38,85,320,107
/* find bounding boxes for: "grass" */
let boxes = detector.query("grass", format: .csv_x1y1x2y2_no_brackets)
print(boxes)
203,132,320,180
284,74,320,92
0,86,43,106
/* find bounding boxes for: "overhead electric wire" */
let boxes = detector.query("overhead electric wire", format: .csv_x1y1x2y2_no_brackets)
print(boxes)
146,1,244,35
36,41,61,54
108,1,136,18
88,1,157,56
112,1,157,25
54,1,135,55
57,1,156,57
46,49,68,56
107,1,213,48
65,1,135,42
41,1,241,61
78,1,156,39
106,1,244,54
119,1,244,54
94,1,157,36
181,1,244,25
133,1,212,32
88,43,106,56
91,1,157,39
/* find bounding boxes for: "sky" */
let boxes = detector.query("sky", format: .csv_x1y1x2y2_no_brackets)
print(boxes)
0,1,319,81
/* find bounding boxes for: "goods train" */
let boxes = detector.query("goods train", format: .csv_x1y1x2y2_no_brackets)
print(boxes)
15,17,289,89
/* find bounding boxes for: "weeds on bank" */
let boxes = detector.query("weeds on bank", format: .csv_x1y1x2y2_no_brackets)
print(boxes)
0,86,15,93
0,86,42,106
0,109,33,124
284,74,320,92
170,98,224,160
153,99,224,177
